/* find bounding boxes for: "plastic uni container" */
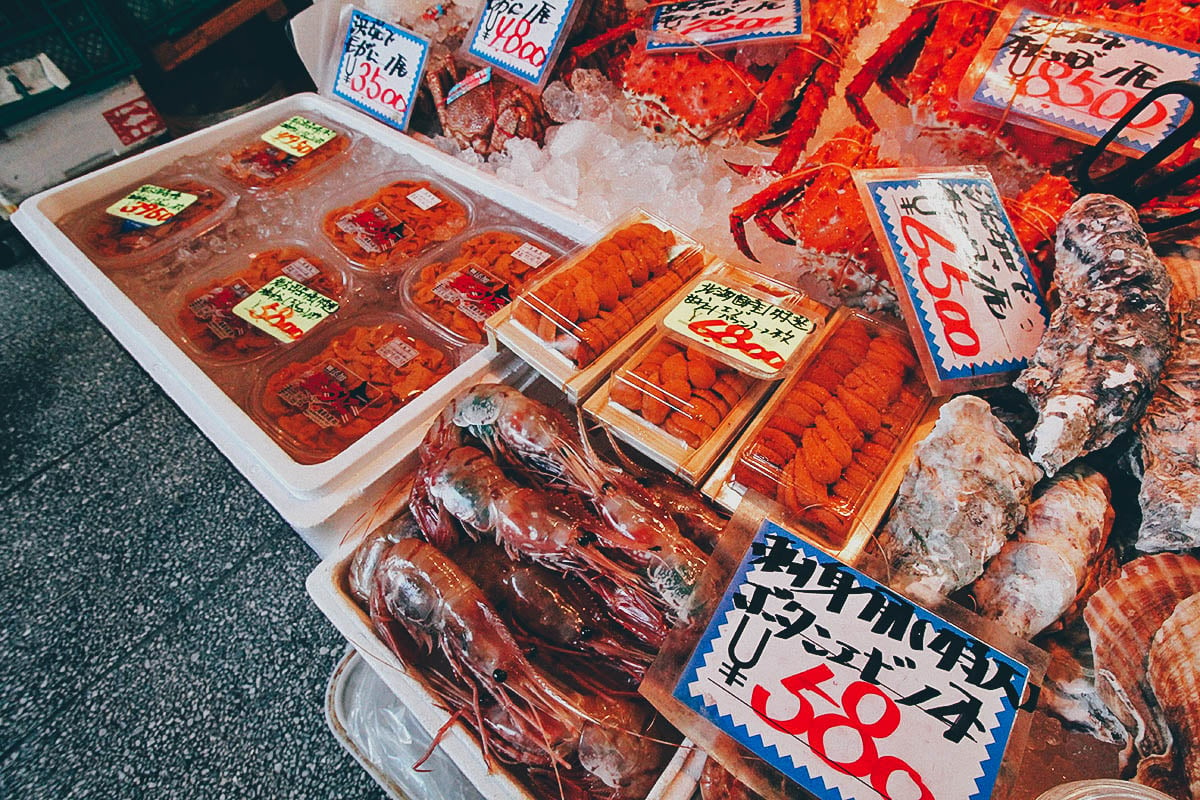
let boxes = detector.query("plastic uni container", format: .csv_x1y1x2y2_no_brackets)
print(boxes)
217,113,355,191
1035,780,1177,800
251,314,455,464
171,241,352,365
319,174,472,272
610,336,758,451
62,172,238,270
509,210,706,368
728,309,931,548
401,227,563,345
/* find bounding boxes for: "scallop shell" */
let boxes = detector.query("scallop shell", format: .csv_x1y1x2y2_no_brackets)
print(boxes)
1148,592,1200,800
1083,553,1200,763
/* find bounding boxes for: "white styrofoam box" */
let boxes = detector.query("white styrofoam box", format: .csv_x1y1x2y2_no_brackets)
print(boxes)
308,533,708,800
12,92,602,556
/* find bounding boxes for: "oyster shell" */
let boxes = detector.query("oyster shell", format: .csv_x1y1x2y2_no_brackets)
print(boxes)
1148,592,1200,800
1083,553,1200,768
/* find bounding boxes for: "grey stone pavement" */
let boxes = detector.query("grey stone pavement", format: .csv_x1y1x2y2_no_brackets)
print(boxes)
0,230,386,799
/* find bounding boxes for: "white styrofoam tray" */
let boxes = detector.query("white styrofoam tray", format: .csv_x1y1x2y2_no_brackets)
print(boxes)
309,532,708,800
12,92,602,556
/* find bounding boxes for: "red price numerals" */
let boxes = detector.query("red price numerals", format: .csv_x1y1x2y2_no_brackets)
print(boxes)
899,214,981,358
752,664,934,800
677,13,785,37
117,201,175,222
489,16,548,68
349,64,409,113
1014,60,1169,131
272,131,313,155
687,319,786,369
248,301,304,340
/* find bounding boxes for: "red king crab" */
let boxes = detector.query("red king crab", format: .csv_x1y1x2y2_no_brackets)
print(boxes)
424,48,550,156
728,124,1078,307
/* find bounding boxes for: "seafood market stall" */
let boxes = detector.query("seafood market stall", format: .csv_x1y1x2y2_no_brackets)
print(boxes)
13,0,1200,797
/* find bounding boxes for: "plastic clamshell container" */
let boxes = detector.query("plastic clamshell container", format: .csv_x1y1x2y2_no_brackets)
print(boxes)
169,239,353,366
13,92,600,554
308,515,709,800
489,209,709,402
58,171,238,271
251,313,457,464
701,308,937,561
583,332,773,485
319,173,473,273
400,227,565,346
217,112,356,192
659,263,831,382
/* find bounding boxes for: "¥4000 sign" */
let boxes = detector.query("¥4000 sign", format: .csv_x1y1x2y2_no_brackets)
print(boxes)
675,521,1030,800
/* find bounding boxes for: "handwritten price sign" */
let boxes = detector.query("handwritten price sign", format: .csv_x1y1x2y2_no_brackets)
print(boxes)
648,0,806,51
233,276,340,343
333,10,429,130
964,3,1200,154
261,116,337,157
853,168,1048,394
664,279,817,375
675,521,1030,800
467,0,578,86
106,185,197,227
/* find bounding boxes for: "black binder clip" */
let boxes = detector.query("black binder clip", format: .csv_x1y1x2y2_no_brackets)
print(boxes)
1076,80,1200,233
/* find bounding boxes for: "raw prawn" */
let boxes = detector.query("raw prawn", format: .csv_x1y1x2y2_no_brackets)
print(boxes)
415,383,707,615
370,537,670,796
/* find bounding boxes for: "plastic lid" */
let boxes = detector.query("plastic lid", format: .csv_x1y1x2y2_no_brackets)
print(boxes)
1035,780,1177,800
218,114,355,191
402,227,562,345
729,310,929,547
319,175,472,272
509,209,706,368
172,243,351,365
610,336,756,451
252,315,454,464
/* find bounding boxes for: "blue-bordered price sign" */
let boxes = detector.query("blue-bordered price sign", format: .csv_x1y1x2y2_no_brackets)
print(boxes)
647,0,807,51
333,10,429,130
961,2,1200,155
465,0,580,87
852,167,1049,395
675,520,1031,800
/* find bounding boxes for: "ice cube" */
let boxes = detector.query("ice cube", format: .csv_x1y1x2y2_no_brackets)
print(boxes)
541,81,581,123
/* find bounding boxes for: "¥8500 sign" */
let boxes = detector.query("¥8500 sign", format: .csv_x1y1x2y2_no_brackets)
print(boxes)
675,521,1030,800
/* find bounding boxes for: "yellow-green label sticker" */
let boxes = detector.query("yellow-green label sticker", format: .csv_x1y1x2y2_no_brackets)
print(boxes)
232,276,340,343
105,185,198,227
260,116,338,157
663,279,817,374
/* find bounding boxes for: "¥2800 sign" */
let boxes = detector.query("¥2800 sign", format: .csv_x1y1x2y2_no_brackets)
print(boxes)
675,521,1030,800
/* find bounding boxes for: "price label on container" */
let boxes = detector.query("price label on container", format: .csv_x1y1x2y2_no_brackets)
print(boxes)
434,264,514,322
647,0,806,51
466,0,579,87
853,167,1048,394
963,3,1200,154
333,10,429,130
279,360,375,428
260,116,338,157
663,279,818,375
675,520,1031,800
105,185,198,227
232,276,340,343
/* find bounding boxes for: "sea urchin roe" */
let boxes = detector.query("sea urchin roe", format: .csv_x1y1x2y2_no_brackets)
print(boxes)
511,222,703,367
409,230,556,343
86,179,227,263
260,322,451,462
320,179,469,270
221,116,350,189
731,315,927,545
177,246,345,362
611,338,752,450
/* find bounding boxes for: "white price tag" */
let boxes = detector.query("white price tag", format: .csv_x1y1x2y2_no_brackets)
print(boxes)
466,0,579,86
648,0,806,51
281,257,321,283
332,10,429,130
376,337,419,368
406,187,442,210
511,241,551,267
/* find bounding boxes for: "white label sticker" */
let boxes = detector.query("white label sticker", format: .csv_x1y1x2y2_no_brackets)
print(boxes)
281,257,321,283
511,241,552,267
332,10,430,131
406,187,442,210
232,276,340,343
376,337,419,368
855,168,1050,385
105,184,198,227
663,279,817,374
260,116,338,157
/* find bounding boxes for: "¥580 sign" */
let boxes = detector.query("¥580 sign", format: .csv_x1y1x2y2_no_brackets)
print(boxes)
675,521,1030,800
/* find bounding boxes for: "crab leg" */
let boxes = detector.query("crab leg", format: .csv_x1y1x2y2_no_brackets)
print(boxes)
729,170,822,260
843,5,941,128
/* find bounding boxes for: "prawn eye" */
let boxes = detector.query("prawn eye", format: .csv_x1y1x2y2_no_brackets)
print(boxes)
493,668,508,683
579,625,595,640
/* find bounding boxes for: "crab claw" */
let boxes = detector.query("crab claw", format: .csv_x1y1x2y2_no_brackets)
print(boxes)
729,209,761,262
725,160,760,177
